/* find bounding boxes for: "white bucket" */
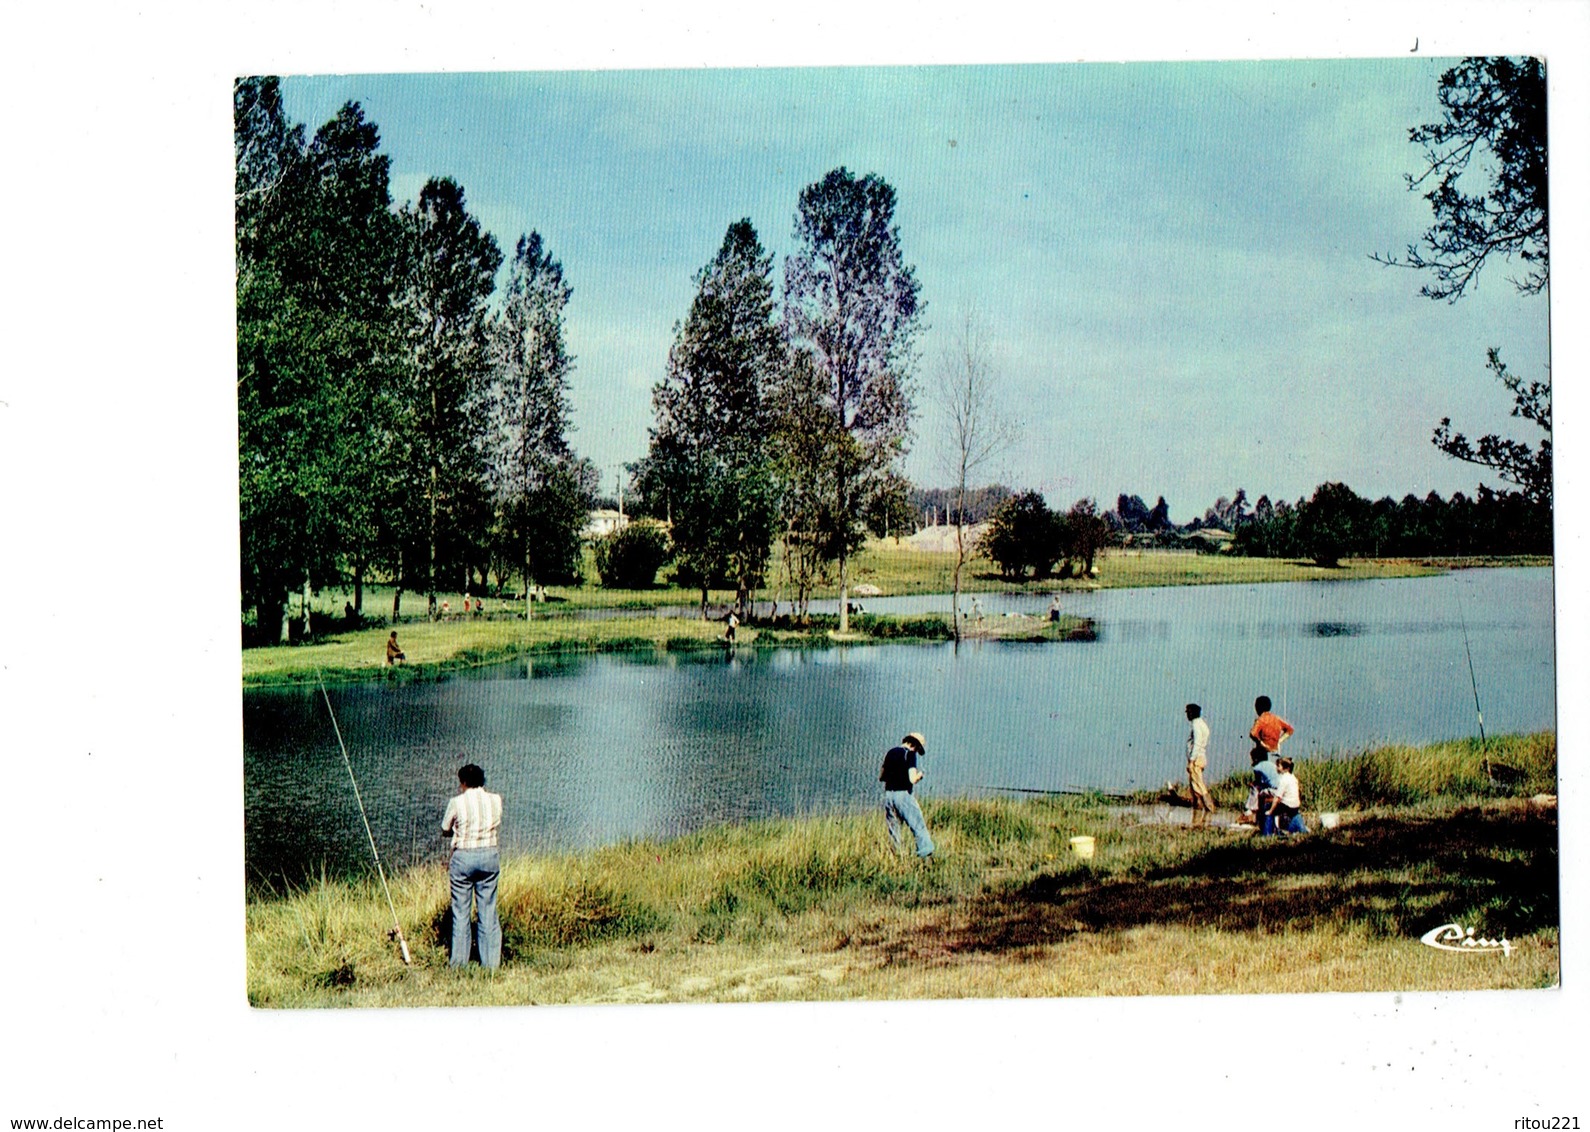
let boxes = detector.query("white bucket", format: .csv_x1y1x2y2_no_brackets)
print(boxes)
1069,835,1096,860
1318,812,1340,830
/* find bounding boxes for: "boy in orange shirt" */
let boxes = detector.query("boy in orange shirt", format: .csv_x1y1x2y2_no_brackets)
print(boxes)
1242,696,1293,829
1249,695,1294,756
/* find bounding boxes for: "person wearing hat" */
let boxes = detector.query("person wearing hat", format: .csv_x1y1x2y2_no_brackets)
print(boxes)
879,732,935,860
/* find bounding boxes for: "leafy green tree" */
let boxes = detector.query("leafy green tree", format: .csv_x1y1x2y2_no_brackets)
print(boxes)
483,232,580,614
235,78,402,642
647,220,785,615
518,461,591,586
1433,348,1551,507
1295,482,1367,567
784,168,923,632
864,471,917,541
594,520,673,588
393,177,502,619
1058,498,1109,576
1378,57,1547,302
979,491,1058,581
768,348,848,621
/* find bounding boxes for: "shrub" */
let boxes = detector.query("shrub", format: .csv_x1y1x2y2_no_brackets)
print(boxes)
594,520,673,588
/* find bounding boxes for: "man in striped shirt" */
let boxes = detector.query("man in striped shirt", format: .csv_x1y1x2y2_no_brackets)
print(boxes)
442,764,503,968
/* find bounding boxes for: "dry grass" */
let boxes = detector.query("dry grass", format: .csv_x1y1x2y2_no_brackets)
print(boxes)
247,734,1558,1008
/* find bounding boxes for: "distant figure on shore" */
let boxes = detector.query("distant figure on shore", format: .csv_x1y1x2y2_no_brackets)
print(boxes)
1184,703,1215,827
386,631,406,666
724,608,739,644
1266,756,1307,835
879,732,935,861
1048,596,1061,623
970,597,983,623
442,763,503,968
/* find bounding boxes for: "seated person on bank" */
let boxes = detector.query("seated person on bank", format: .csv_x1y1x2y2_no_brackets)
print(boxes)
386,630,406,665
1241,745,1283,827
1265,756,1307,835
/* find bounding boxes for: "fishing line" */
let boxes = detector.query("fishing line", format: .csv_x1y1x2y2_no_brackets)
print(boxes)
318,673,412,965
1454,582,1487,746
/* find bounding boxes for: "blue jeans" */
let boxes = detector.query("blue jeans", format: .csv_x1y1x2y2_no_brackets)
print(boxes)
449,847,501,968
883,791,935,858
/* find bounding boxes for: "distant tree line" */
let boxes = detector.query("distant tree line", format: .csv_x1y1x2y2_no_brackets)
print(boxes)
975,479,1549,579
237,77,593,644
1231,482,1551,566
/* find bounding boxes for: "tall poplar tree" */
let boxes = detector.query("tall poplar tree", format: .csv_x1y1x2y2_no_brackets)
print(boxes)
648,220,785,616
393,177,501,619
783,169,922,632
483,232,584,614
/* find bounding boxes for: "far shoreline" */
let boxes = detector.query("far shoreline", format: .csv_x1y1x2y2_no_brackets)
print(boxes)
241,551,1551,688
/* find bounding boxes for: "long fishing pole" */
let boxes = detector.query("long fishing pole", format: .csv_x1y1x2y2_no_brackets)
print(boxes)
977,784,1133,800
1455,585,1487,746
318,673,412,965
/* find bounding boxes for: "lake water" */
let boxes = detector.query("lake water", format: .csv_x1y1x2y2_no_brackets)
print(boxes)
243,567,1555,891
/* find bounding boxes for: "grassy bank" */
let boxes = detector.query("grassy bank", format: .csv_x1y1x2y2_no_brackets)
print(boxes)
241,610,1094,687
247,733,1557,1007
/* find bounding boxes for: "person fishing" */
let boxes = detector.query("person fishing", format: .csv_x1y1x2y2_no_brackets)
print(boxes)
1249,694,1294,757
442,763,503,968
386,630,406,666
1184,703,1215,827
879,732,935,862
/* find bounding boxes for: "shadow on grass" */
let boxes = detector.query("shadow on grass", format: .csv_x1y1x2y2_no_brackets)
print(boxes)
893,806,1558,964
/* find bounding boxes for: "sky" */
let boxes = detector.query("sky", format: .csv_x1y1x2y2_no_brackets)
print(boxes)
280,59,1551,522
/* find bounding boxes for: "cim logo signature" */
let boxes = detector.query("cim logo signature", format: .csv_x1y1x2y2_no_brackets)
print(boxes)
1420,921,1512,958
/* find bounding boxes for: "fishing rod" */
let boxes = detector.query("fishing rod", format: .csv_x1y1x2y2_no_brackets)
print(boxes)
977,784,1134,800
318,673,412,965
1454,584,1486,746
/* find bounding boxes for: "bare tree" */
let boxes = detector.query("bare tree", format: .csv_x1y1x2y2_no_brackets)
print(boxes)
931,311,1017,640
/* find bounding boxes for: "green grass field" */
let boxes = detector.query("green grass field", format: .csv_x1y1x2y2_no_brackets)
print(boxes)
246,733,1558,1007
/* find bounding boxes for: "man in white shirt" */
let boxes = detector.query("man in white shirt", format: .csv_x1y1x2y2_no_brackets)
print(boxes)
442,763,504,968
1265,756,1307,835
1184,704,1215,827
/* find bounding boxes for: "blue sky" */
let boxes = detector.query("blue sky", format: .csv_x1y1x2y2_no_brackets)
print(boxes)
280,59,1549,522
